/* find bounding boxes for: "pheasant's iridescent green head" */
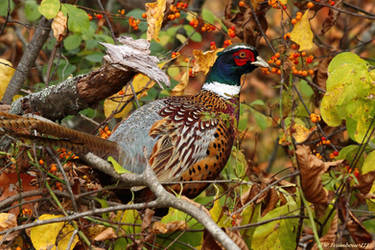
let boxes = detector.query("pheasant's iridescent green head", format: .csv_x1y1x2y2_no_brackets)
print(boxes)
203,44,269,98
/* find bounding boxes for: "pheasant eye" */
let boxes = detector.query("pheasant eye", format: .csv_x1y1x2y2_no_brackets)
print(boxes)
239,52,247,58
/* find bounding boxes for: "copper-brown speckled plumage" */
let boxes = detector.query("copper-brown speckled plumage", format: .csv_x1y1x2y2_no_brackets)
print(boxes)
147,90,239,198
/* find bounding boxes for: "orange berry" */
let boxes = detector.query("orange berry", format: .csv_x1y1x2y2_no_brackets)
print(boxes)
39,159,44,165
296,12,302,17
291,43,298,50
307,2,314,8
142,13,147,18
275,60,281,66
239,1,246,7
175,12,180,18
271,67,277,73
201,26,207,32
308,69,314,75
88,14,93,21
310,113,321,123
283,33,291,40
291,19,297,25
118,90,125,95
223,39,232,47
170,5,177,12
274,52,280,58
50,164,57,172
276,69,281,75
353,168,359,178
95,14,103,20
302,70,308,76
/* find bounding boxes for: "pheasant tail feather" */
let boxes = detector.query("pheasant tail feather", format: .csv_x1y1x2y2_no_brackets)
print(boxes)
0,112,119,159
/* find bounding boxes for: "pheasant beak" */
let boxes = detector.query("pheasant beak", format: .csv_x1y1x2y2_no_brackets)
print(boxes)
251,56,270,69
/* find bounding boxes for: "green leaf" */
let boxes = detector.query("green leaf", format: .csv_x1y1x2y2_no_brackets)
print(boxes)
201,8,216,24
362,150,375,174
167,66,180,78
183,25,202,42
320,52,375,143
337,145,363,168
38,0,60,19
298,80,314,98
107,156,133,174
176,34,187,44
24,0,41,21
254,111,268,130
62,4,89,33
250,99,265,107
114,238,128,250
63,34,82,50
85,53,104,63
0,0,15,16
251,198,298,250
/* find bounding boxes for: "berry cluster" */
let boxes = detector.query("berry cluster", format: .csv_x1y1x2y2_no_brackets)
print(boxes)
167,2,188,20
57,147,79,160
268,0,287,9
291,11,303,25
128,16,141,30
310,113,321,123
261,45,315,76
88,13,103,21
99,125,112,139
171,51,181,58
227,26,236,38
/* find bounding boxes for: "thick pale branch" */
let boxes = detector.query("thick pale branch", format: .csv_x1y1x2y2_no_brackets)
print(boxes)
9,36,169,120
83,153,240,250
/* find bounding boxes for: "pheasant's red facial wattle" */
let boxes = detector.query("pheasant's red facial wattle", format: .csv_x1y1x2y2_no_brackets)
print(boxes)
233,49,254,66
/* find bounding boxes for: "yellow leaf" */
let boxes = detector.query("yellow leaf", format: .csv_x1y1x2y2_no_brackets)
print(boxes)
0,213,17,242
192,48,223,75
103,73,155,118
145,0,166,41
0,59,15,100
279,123,316,144
51,11,67,41
30,214,79,250
290,10,314,51
278,0,287,5
171,71,189,96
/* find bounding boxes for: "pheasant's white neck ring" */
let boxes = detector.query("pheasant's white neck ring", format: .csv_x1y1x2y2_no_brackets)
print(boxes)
202,81,241,99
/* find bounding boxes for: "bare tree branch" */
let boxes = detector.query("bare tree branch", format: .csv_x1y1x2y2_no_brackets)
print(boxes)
2,17,51,104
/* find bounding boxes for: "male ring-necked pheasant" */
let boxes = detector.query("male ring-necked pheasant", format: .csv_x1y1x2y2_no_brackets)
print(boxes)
0,44,268,199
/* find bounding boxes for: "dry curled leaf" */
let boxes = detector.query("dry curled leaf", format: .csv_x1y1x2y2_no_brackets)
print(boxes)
94,227,117,241
0,59,15,100
0,213,17,242
171,71,189,96
338,199,375,248
192,48,223,75
202,228,249,250
290,10,314,51
52,11,67,41
312,213,338,250
296,145,342,216
151,220,187,234
142,208,155,232
145,0,166,41
321,8,339,35
355,170,375,195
